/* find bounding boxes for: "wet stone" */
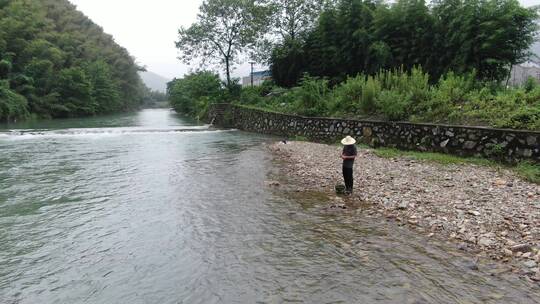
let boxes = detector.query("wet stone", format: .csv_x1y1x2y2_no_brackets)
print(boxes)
511,244,533,253
524,260,538,268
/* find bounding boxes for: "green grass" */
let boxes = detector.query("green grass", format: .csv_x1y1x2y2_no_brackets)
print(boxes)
372,147,493,165
514,162,540,184
293,135,309,141
369,147,540,184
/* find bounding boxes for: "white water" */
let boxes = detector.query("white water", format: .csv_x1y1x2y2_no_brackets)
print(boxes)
0,125,238,140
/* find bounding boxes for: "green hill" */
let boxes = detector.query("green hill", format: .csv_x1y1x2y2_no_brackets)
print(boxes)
139,71,170,93
0,0,146,121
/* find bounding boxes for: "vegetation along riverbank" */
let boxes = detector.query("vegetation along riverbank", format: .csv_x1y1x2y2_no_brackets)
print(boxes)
270,141,540,282
170,0,539,131
0,0,164,123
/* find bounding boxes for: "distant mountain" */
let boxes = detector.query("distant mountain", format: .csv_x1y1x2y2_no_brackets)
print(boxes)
139,71,170,93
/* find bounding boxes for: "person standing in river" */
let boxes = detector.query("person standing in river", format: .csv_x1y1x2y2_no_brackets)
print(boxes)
341,136,357,194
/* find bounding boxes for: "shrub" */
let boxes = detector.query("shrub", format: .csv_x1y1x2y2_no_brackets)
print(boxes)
291,76,330,116
360,76,381,114
239,86,265,106
168,71,225,117
230,66,540,131
523,76,539,92
330,75,365,116
376,90,409,121
0,85,29,121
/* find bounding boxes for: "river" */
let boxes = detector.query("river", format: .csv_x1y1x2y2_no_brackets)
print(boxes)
0,109,539,303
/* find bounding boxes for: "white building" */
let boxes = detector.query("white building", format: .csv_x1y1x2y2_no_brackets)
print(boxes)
242,70,271,87
509,61,540,86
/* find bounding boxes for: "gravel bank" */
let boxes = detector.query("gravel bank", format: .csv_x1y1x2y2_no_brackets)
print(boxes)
269,141,540,282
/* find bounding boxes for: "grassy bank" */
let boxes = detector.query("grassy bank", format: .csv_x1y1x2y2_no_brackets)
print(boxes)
238,68,540,131
168,68,540,132
369,146,540,184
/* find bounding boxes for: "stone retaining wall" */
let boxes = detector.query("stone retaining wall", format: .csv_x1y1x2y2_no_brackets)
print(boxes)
210,104,540,163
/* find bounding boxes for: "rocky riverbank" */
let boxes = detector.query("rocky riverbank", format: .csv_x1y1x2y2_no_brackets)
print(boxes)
269,141,540,282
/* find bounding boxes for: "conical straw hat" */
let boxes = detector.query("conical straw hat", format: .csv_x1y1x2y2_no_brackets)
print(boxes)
341,136,356,145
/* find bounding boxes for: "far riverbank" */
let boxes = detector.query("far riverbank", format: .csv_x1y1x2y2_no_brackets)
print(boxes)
269,141,540,282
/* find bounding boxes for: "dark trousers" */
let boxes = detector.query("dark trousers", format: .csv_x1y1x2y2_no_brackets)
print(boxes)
342,166,353,192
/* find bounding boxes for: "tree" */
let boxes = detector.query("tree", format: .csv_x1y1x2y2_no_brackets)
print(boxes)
0,0,147,121
55,67,95,117
176,0,271,89
168,71,224,116
85,60,121,113
0,59,11,79
269,0,538,86
270,38,305,87
0,81,28,122
254,0,323,65
270,0,324,41
431,0,538,81
373,0,435,72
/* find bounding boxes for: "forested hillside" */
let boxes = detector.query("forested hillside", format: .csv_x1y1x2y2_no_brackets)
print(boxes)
0,0,147,122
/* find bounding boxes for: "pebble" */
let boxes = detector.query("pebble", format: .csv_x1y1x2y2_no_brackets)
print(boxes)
270,141,540,281
467,210,481,216
466,261,479,271
478,237,495,247
397,201,409,210
512,244,532,253
524,260,538,268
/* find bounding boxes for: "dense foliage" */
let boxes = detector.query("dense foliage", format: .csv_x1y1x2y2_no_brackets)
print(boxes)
176,0,272,89
237,69,540,131
167,71,226,119
271,0,538,87
142,90,168,108
172,0,539,131
0,0,147,122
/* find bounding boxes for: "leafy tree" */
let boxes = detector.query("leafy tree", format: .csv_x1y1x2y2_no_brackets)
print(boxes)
176,0,272,89
23,59,54,94
85,60,120,113
0,81,28,122
143,90,167,106
270,0,324,41
373,0,434,72
304,7,341,80
168,71,224,117
270,38,305,87
269,0,538,86
55,67,95,117
430,0,537,81
0,59,11,78
0,0,147,121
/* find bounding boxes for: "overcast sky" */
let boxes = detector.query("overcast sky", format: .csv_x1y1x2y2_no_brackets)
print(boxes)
69,0,539,81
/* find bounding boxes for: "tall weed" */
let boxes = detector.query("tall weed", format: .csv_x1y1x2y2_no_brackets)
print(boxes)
292,76,330,116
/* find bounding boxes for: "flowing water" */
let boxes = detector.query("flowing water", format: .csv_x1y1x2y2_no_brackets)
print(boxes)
0,109,539,304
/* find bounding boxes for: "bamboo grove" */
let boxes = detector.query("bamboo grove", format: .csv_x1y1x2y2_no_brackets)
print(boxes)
270,0,538,87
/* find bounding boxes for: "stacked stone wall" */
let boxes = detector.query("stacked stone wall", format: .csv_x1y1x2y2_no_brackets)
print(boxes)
210,104,540,163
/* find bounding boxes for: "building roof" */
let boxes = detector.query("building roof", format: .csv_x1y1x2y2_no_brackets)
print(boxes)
251,70,271,77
